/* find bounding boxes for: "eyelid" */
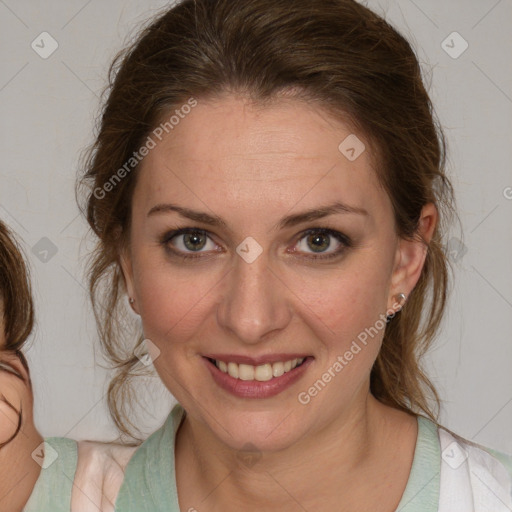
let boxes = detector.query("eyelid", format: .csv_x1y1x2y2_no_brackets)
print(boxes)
161,227,222,259
161,226,351,260
289,228,351,259
0,360,26,383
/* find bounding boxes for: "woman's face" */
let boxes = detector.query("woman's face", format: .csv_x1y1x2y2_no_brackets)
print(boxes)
121,95,433,451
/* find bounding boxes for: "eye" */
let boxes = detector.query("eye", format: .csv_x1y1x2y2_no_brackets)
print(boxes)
162,228,219,259
292,228,351,260
161,227,351,261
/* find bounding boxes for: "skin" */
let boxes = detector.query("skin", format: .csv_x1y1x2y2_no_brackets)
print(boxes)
0,304,43,512
121,94,437,511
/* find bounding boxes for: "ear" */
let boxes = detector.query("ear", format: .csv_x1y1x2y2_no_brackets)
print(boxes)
388,202,438,310
119,247,140,315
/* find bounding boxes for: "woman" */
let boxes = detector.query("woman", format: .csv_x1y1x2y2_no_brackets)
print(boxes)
3,0,512,510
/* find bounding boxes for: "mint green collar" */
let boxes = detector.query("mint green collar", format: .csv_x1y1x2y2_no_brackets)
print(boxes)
115,405,440,511
396,415,441,511
114,404,184,511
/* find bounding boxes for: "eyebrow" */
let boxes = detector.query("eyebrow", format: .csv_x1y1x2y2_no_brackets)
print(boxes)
147,201,368,230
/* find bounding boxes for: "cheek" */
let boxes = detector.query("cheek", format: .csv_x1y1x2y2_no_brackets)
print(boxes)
296,270,390,392
133,256,222,344
286,257,391,338
286,263,392,394
132,238,393,358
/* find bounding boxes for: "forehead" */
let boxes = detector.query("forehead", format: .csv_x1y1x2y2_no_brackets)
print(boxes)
134,95,390,225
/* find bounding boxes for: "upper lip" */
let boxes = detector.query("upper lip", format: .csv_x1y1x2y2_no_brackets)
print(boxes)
204,353,310,366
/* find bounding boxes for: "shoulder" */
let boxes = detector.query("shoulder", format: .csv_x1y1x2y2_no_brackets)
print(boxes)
25,436,139,512
24,406,183,512
483,446,512,477
436,424,512,511
70,439,138,512
438,425,512,478
23,436,79,511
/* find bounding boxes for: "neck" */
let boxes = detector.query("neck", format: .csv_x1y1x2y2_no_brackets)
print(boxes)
175,391,414,511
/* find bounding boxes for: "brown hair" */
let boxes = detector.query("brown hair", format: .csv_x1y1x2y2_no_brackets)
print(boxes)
0,221,34,369
78,0,457,441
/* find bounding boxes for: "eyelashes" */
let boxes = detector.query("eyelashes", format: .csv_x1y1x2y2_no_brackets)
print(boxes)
160,227,352,261
0,361,25,382
293,228,352,259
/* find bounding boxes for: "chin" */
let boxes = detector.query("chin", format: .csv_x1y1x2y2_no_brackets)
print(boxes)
210,406,308,453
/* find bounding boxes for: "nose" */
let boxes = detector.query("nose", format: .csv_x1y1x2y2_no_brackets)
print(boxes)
216,248,292,345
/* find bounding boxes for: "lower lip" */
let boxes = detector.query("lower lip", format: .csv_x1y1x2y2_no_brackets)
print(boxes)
203,357,313,399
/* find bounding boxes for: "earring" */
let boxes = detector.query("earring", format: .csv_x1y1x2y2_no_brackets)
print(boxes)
386,292,406,323
394,292,406,308
126,295,141,319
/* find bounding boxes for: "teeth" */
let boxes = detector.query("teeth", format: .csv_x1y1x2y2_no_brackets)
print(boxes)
239,364,254,381
272,362,285,378
214,357,305,381
255,363,273,381
227,362,239,379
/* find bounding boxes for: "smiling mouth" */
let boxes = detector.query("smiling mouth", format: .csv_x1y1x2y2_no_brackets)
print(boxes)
206,357,308,382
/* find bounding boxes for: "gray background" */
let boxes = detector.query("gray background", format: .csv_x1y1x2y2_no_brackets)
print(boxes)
0,0,511,452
